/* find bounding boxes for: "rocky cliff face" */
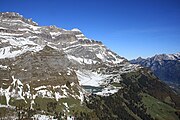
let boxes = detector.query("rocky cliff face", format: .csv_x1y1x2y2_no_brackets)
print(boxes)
0,12,179,120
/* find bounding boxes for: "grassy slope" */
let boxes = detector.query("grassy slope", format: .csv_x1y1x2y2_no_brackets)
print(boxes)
142,93,179,120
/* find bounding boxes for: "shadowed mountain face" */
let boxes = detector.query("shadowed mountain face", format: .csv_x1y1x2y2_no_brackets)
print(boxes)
0,12,179,120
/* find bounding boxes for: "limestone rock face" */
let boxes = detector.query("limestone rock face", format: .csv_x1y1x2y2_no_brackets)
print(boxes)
0,12,136,107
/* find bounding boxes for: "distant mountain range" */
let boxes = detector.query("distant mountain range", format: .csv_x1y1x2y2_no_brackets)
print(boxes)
131,53,180,92
0,12,179,120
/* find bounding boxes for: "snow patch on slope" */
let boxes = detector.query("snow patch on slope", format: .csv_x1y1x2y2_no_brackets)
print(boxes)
76,70,109,87
0,76,25,106
32,114,57,120
96,86,122,96
0,36,43,59
67,55,97,64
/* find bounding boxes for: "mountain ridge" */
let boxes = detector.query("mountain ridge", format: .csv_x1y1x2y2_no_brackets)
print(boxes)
131,52,180,85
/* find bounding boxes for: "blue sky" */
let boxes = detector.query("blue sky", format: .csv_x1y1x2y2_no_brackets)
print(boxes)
0,0,180,59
